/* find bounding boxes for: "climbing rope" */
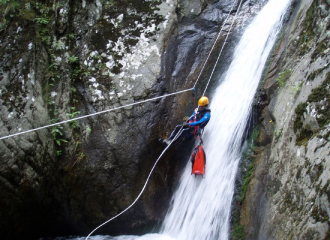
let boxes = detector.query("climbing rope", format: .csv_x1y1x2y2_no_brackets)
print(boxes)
0,89,192,141
193,0,239,89
85,126,183,240
202,0,244,96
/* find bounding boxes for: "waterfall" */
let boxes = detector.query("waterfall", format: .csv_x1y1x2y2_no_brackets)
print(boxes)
72,0,291,239
160,0,291,239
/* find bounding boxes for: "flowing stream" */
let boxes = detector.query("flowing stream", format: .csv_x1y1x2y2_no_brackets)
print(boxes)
69,0,291,239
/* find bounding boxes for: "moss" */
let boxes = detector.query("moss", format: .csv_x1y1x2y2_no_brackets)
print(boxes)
294,72,330,145
299,1,317,55
276,70,291,87
239,163,255,202
312,39,328,61
311,206,328,222
0,0,20,18
293,102,307,132
307,65,329,81
298,0,330,60
308,86,329,103
231,225,245,240
278,189,294,214
309,73,330,127
230,127,260,240
295,102,308,117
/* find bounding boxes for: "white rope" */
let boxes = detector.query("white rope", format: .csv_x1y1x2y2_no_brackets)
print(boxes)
0,89,193,141
85,127,183,240
0,0,242,142
202,0,244,96
193,0,239,89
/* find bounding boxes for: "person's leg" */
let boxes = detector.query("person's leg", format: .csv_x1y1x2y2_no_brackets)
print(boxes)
168,125,183,140
171,127,191,143
185,127,197,139
160,125,191,146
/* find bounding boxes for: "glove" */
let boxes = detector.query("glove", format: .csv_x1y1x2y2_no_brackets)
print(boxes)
183,116,190,122
182,122,190,127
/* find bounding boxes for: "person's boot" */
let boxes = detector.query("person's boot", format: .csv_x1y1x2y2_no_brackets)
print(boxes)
163,139,171,145
158,138,171,146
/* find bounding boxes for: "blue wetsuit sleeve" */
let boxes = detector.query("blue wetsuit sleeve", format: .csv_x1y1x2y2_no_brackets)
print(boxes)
189,112,211,127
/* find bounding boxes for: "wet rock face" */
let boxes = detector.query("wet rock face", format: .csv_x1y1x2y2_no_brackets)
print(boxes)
241,0,330,239
0,0,176,238
0,0,262,238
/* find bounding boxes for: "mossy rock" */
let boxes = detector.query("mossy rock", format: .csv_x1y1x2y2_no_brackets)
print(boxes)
294,72,330,145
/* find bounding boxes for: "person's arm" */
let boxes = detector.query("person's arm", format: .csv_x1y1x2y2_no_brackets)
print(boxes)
188,108,198,122
188,114,194,122
189,112,210,127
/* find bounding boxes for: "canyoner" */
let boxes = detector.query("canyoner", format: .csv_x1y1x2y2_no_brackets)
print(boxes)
85,0,245,238
159,94,211,177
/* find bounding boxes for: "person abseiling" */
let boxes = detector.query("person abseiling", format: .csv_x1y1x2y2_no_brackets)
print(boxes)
160,96,211,146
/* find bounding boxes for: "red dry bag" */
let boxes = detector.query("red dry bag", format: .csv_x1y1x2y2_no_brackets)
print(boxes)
191,145,206,175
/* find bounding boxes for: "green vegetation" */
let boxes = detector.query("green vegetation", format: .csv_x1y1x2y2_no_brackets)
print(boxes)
311,206,328,222
274,128,283,141
0,0,54,33
50,107,81,156
34,16,49,24
0,0,20,17
293,102,307,132
312,39,328,61
1,0,164,163
239,162,255,202
298,0,329,61
290,82,303,97
308,64,329,81
240,127,259,201
276,70,291,87
294,72,330,145
51,118,67,151
66,107,80,129
230,127,260,240
231,224,245,240
299,1,317,55
69,56,78,64
51,124,68,146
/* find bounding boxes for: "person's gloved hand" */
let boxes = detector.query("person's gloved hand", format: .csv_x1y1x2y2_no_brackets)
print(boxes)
183,116,190,122
182,122,190,127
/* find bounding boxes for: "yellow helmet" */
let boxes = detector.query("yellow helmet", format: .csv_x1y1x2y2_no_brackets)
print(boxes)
198,96,209,106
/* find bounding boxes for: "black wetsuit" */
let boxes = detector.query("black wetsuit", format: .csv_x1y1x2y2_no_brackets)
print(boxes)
168,108,211,142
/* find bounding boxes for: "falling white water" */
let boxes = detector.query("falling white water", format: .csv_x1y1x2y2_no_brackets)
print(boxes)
78,0,291,240
160,0,292,239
